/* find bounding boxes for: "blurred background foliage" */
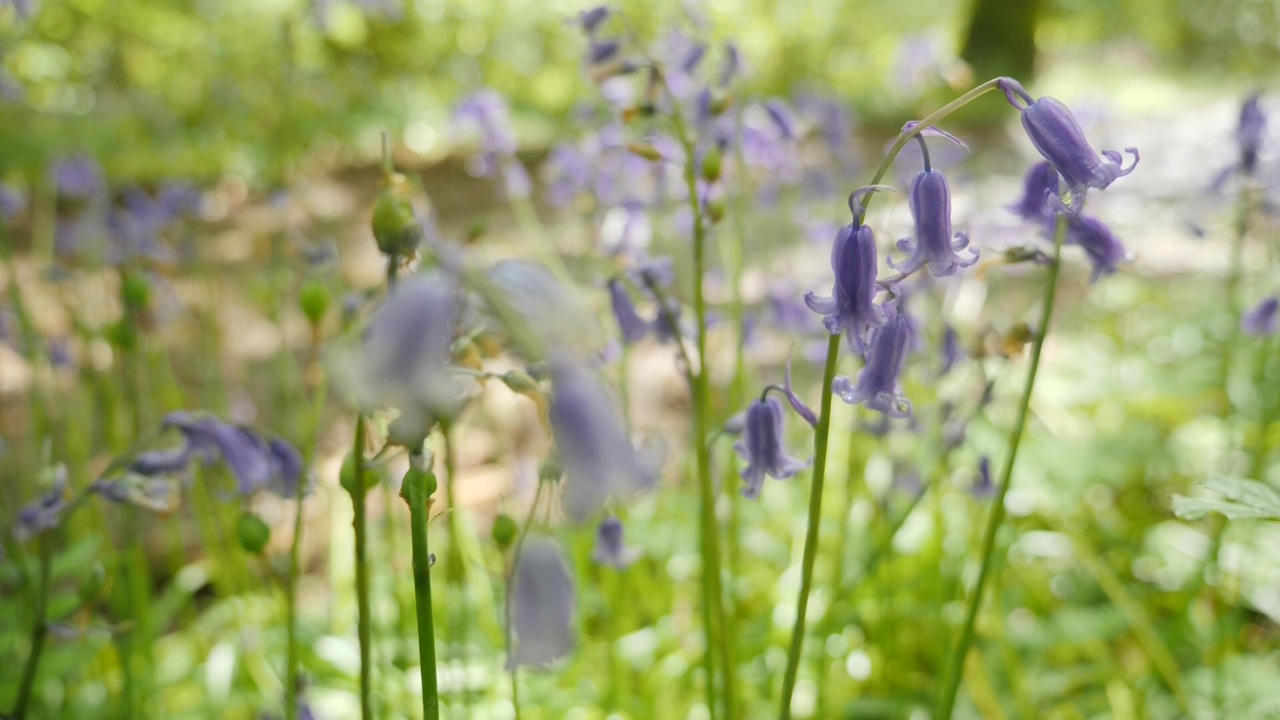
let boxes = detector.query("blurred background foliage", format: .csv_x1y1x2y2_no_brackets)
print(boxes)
0,0,1275,187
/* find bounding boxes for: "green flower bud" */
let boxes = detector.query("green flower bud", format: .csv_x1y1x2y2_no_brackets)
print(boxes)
299,278,331,326
491,513,517,549
701,146,722,183
121,272,151,312
339,451,378,496
235,512,271,554
372,174,423,259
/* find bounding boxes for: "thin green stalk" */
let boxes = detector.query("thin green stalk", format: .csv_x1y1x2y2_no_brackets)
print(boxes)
11,534,53,719
401,454,440,720
441,421,471,711
350,416,374,720
936,211,1067,720
672,109,734,720
778,77,1006,720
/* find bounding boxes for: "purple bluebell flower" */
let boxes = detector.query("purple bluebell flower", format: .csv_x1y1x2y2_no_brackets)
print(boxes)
833,310,912,418
1065,214,1128,281
734,397,808,499
591,515,640,568
0,183,26,221
350,272,460,434
550,358,655,522
890,130,978,278
12,467,69,542
608,277,650,344
508,536,576,668
577,6,610,35
805,187,891,354
1237,94,1266,176
1242,296,1279,337
765,100,798,139
998,78,1138,210
489,260,600,355
767,282,817,333
718,43,742,87
53,156,103,200
971,457,995,500
141,412,304,498
1008,161,1061,223
90,475,179,513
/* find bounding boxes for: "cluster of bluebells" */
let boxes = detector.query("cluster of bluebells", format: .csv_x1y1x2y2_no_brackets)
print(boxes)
454,90,532,200
733,78,1139,499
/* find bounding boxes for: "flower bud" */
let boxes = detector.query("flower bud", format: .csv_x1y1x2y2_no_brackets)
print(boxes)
235,512,271,554
372,173,423,259
299,278,331,326
492,513,518,549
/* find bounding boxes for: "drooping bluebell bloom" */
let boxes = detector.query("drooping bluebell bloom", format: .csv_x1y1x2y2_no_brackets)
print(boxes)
805,187,891,354
158,412,304,496
833,310,912,418
1065,214,1129,282
890,130,978,278
971,457,995,500
0,183,26,221
53,155,103,200
1008,161,1061,223
12,467,69,542
1237,94,1266,176
490,260,600,355
1242,296,1279,337
550,358,655,522
591,515,640,569
608,277,650,344
577,6,610,35
734,397,808,499
998,78,1137,210
508,536,576,669
90,475,179,513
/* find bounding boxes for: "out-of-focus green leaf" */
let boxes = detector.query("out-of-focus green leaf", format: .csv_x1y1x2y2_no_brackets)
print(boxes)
1172,476,1280,522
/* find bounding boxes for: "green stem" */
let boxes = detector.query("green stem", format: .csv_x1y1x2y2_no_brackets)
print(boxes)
778,334,841,719
936,211,1066,720
351,416,374,720
12,534,53,719
441,421,471,709
672,108,733,720
778,77,1006,720
401,454,440,720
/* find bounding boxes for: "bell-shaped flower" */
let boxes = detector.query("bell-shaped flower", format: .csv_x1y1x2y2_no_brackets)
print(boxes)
1237,93,1266,177
805,187,891,354
141,412,305,498
734,397,808,499
12,467,69,542
591,515,641,569
1065,214,1129,282
1008,161,1061,223
508,536,576,669
90,475,180,513
971,457,996,500
890,164,977,278
608,277,651,344
833,310,912,418
1242,296,1279,337
549,358,656,522
998,78,1137,210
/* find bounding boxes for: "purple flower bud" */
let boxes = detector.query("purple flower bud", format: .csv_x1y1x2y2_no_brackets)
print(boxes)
12,467,69,542
132,446,192,475
588,40,621,65
1065,214,1128,282
890,167,977,278
971,457,995,500
156,412,303,498
1237,94,1266,176
608,277,650,344
509,536,576,669
577,6,610,35
718,43,742,87
550,359,655,522
765,100,798,140
1008,161,1061,223
805,187,890,354
591,515,640,568
1242,296,1279,337
833,310,912,418
53,155,104,200
90,475,179,513
998,78,1137,209
734,397,808,499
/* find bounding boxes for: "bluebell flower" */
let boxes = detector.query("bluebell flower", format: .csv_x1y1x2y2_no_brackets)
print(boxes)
734,397,808,499
998,78,1137,211
805,187,891,354
1008,161,1061,223
608,277,650,344
939,324,963,376
971,457,995,500
890,129,978,277
1237,93,1266,176
550,358,655,522
591,515,640,568
833,310,912,418
1242,296,1279,337
577,6,610,35
53,155,104,200
489,260,600,355
508,536,576,669
90,475,179,513
455,90,530,199
12,466,69,542
136,412,304,498
1065,214,1128,281
0,183,26,221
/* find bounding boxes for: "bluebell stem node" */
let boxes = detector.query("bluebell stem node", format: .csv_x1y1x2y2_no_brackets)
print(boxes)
805,186,892,354
1009,161,1061,223
890,128,978,278
997,77,1138,211
734,397,808,499
1065,214,1129,282
508,536,576,669
608,277,650,344
592,515,641,569
549,357,656,522
1242,296,1279,337
12,466,69,542
833,310,913,418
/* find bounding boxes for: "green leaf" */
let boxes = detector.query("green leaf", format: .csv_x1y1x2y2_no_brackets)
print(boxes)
1171,476,1280,522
